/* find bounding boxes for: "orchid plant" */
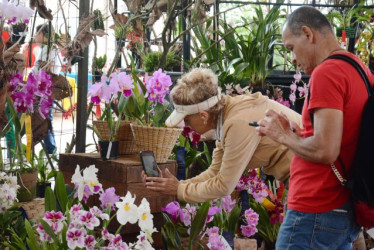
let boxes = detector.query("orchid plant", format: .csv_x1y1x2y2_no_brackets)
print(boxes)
88,71,135,141
7,165,157,249
161,195,242,249
0,171,25,248
8,70,54,119
236,169,286,246
4,69,54,169
289,71,308,105
0,0,34,25
123,67,173,127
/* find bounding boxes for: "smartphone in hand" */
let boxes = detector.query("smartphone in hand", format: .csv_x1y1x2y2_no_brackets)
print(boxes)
140,151,159,177
248,121,259,127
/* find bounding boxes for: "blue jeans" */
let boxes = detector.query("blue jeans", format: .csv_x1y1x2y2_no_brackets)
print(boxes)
276,201,360,250
43,107,56,154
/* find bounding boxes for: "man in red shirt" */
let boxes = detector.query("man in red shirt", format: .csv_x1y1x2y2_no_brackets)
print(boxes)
256,6,370,249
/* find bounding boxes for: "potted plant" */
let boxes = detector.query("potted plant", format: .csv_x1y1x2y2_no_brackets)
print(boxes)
123,66,182,163
4,69,55,201
32,148,57,198
11,22,28,44
93,54,107,82
191,1,283,90
143,51,181,73
235,169,287,249
88,72,135,160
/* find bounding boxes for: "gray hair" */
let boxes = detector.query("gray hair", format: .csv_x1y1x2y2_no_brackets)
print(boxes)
285,6,333,36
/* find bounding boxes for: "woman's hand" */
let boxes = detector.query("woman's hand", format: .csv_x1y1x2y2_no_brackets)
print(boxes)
142,168,179,196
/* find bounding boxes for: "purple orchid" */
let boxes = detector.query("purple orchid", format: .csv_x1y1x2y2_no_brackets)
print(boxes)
38,97,53,119
162,201,180,222
8,72,24,92
145,69,172,104
99,187,120,211
11,91,35,113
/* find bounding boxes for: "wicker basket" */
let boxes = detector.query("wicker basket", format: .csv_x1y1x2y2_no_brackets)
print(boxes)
93,120,137,155
130,124,182,163
19,198,45,221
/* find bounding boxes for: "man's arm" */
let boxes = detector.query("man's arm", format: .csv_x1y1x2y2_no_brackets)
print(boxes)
257,108,343,164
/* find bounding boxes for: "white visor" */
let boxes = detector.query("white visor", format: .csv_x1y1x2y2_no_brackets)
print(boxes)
165,89,221,127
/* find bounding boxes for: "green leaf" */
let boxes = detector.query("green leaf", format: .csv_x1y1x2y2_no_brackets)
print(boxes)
0,115,14,137
6,97,21,132
25,220,40,250
189,202,210,241
227,205,241,234
45,186,56,211
55,172,68,213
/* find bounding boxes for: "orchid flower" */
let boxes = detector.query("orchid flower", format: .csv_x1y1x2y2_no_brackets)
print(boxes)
115,191,138,225
71,165,102,202
137,198,154,232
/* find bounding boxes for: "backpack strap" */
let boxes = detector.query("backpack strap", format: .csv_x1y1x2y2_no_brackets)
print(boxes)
308,54,373,185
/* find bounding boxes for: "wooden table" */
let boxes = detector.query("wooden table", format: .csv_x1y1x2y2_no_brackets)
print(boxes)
59,153,177,245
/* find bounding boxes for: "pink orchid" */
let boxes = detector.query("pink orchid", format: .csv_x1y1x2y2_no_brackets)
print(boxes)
293,72,302,83
145,69,172,104
240,224,258,237
90,206,110,221
244,208,259,226
221,195,236,213
102,228,115,241
116,72,134,97
83,235,96,250
44,211,65,233
298,84,308,97
66,228,86,249
235,84,244,94
80,211,100,230
289,92,296,104
36,223,54,243
109,235,128,250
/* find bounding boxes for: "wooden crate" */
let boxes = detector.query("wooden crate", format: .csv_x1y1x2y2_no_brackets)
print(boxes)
59,153,177,244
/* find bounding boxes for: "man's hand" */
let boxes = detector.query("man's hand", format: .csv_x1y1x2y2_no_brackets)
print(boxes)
142,168,179,196
256,109,295,144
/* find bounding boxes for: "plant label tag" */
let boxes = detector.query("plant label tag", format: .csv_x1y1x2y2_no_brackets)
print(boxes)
106,141,112,159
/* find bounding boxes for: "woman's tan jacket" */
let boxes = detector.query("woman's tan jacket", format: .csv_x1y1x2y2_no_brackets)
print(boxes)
177,93,302,203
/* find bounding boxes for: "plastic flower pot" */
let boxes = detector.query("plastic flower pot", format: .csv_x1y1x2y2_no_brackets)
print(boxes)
98,140,119,160
36,182,52,198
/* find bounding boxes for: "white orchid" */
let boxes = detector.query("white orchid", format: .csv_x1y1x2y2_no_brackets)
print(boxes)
131,231,154,250
71,165,102,201
115,191,138,225
0,172,19,213
137,198,154,232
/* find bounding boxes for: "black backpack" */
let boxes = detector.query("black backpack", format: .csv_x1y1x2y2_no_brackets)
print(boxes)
308,54,374,227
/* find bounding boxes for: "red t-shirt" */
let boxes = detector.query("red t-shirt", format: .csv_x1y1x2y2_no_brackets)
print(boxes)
288,52,374,213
